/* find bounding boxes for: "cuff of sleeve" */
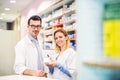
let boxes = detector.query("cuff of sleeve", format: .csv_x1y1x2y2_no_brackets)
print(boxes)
56,63,62,69
18,67,27,75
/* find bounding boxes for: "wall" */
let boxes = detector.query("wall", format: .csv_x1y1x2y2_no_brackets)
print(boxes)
0,30,20,76
13,16,21,31
0,21,7,30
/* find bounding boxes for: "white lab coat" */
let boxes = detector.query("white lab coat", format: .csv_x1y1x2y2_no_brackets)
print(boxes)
14,34,43,75
52,48,77,80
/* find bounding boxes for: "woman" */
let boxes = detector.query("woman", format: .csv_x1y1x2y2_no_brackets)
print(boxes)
46,29,77,80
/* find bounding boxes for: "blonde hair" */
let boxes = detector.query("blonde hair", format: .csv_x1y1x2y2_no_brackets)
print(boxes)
54,29,70,53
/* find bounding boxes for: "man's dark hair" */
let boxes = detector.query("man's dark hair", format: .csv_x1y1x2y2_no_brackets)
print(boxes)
28,15,42,25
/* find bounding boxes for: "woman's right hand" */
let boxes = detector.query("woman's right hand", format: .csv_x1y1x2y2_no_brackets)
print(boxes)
45,59,57,67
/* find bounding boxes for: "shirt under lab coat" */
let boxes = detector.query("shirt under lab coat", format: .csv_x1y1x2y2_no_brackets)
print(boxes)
14,34,44,75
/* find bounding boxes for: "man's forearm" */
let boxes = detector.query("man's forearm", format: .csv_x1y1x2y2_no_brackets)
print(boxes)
23,69,35,76
23,69,47,77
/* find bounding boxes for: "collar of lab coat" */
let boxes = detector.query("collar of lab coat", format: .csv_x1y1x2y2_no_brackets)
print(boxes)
24,34,36,48
24,34,42,49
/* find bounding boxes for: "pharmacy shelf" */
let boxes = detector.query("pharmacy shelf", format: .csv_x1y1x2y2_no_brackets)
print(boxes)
40,0,76,50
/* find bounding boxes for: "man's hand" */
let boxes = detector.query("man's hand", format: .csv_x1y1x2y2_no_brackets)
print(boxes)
33,70,47,77
23,69,47,77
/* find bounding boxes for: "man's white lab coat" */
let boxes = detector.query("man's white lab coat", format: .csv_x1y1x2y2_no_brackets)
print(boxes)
14,34,43,74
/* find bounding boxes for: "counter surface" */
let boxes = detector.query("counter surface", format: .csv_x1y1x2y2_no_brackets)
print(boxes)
0,75,58,80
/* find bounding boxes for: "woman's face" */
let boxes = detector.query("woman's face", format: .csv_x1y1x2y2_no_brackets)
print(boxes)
54,32,68,48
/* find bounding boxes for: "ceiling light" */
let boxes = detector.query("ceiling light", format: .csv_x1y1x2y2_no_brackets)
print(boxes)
5,8,10,11
10,0,16,3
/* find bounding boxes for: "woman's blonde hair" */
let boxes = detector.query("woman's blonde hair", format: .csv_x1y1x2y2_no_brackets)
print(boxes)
54,29,70,53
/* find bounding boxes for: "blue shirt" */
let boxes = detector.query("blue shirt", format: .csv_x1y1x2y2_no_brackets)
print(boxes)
28,34,44,70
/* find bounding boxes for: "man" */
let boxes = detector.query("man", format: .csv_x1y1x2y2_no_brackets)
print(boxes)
14,15,47,77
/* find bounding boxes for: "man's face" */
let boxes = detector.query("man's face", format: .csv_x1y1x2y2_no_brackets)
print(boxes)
28,20,41,39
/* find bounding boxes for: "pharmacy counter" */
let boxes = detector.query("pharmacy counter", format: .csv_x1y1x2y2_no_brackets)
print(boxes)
83,56,120,69
0,75,58,80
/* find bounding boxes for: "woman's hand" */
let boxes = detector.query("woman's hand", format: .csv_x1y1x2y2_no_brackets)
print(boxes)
45,59,57,67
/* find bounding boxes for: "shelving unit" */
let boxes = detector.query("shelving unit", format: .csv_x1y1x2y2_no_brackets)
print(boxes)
40,0,76,50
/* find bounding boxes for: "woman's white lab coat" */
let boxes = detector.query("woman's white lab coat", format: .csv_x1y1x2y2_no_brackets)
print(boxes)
51,48,77,80
14,34,43,74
